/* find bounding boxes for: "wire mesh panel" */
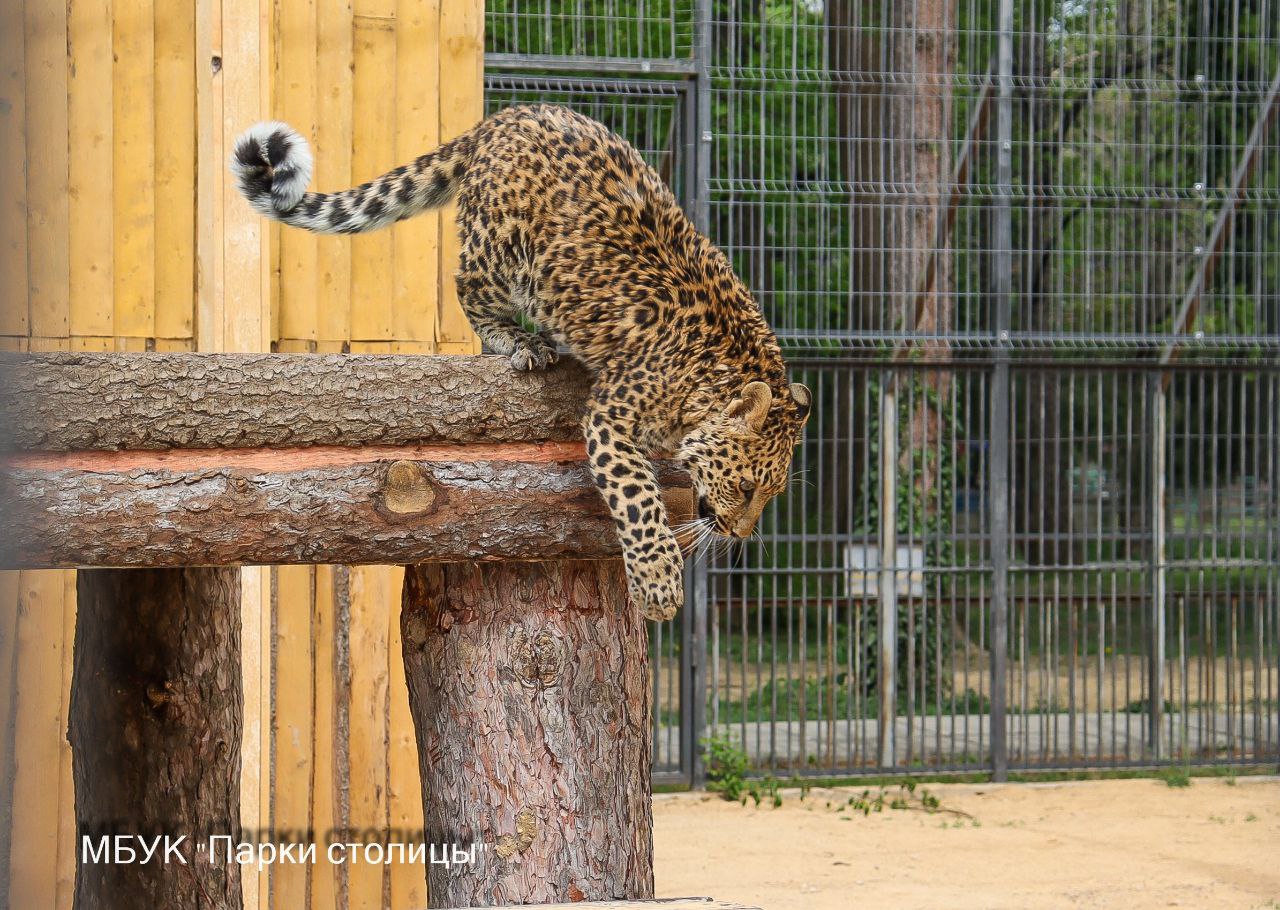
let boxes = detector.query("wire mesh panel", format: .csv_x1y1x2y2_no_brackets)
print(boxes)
486,0,696,66
704,364,998,774
707,0,1280,356
487,2,1280,780
1162,369,1279,766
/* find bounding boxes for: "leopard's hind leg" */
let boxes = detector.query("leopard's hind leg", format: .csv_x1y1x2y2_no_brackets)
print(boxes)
455,263,558,371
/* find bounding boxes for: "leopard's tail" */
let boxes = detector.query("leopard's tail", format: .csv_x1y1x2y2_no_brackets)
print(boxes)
230,121,474,234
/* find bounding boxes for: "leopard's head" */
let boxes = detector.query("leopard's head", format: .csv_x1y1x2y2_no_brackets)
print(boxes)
678,380,811,540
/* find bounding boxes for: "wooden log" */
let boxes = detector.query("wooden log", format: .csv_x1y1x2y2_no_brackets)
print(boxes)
0,446,692,568
402,561,654,907
70,568,242,909
443,903,760,910
0,352,592,451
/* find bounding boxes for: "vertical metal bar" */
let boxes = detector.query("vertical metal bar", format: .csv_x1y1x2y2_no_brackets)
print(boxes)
693,0,711,235
680,82,697,219
878,369,899,769
989,0,1015,783
686,0,713,790
1148,371,1168,759
684,548,708,787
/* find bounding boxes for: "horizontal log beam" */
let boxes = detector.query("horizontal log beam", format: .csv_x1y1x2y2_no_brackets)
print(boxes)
0,352,700,569
0,445,692,569
443,902,760,910
0,352,593,451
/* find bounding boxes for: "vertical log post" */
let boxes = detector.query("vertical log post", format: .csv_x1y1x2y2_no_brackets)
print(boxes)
401,560,654,908
70,568,242,910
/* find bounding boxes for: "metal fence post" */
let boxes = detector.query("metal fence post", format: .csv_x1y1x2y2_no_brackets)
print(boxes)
1148,372,1168,758
684,552,709,787
878,370,898,769
685,0,713,789
693,0,712,235
989,0,1015,783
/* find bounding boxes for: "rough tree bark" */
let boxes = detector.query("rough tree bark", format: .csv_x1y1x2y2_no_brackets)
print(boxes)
891,0,956,514
0,352,693,569
1,449,692,568
70,568,242,910
0,353,591,451
401,560,653,908
829,2,956,529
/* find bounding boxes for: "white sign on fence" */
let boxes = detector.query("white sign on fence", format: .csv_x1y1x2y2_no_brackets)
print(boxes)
843,543,926,598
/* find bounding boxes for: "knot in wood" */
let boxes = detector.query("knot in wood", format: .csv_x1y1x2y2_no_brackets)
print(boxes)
508,627,563,689
494,807,538,859
378,460,439,518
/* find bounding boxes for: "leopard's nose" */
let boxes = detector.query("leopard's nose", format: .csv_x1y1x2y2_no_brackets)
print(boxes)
697,496,713,521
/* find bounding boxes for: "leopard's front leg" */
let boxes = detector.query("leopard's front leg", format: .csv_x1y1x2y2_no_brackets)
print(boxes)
583,397,684,621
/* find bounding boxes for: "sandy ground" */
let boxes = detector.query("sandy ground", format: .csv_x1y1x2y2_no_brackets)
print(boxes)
654,776,1280,910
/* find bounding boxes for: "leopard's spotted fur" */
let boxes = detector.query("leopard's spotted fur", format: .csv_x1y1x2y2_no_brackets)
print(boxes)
232,104,810,620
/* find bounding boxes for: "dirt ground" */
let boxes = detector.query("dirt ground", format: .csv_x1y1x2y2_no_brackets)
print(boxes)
653,776,1280,910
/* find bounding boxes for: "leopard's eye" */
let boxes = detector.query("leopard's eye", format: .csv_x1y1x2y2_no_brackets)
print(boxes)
738,478,756,496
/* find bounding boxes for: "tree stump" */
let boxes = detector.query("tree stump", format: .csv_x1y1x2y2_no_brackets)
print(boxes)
401,560,654,908
70,568,242,910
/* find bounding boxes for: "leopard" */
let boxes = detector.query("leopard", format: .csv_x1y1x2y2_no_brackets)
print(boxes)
231,103,810,621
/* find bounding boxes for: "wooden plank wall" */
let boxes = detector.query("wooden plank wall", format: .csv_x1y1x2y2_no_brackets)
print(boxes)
0,1,483,907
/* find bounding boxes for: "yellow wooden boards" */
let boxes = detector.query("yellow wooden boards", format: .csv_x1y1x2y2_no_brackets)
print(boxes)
112,0,156,340
153,0,196,341
0,0,29,338
6,572,73,910
274,0,463,353
67,0,114,339
2,3,480,906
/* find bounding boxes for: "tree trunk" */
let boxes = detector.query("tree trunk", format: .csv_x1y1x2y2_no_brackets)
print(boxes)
70,568,242,910
401,560,653,908
892,0,956,518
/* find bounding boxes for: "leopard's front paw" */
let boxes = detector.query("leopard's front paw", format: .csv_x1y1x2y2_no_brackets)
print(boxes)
509,333,559,371
628,561,684,622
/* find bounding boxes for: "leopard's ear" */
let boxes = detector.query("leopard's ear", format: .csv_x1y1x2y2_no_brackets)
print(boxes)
724,381,773,432
789,382,812,423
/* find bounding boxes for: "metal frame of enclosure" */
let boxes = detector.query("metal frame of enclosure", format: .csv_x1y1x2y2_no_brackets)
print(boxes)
484,0,1280,786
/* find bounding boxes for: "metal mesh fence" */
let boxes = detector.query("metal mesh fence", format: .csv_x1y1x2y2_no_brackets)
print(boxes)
485,1,1280,782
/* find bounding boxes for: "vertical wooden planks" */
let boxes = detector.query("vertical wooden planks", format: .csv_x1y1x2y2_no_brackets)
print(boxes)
25,0,70,341
436,0,483,353
275,0,319,347
0,571,19,901
350,0,397,344
1,0,488,901
112,0,156,341
347,565,394,909
387,579,426,909
0,0,28,339
6,572,66,910
393,0,441,345
315,0,354,348
195,0,224,352
153,0,196,343
195,4,273,908
273,565,317,908
238,567,269,910
220,0,269,353
310,565,341,910
67,0,114,340
54,573,75,910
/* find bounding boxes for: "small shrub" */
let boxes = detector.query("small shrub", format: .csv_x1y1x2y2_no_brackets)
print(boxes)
702,735,749,802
